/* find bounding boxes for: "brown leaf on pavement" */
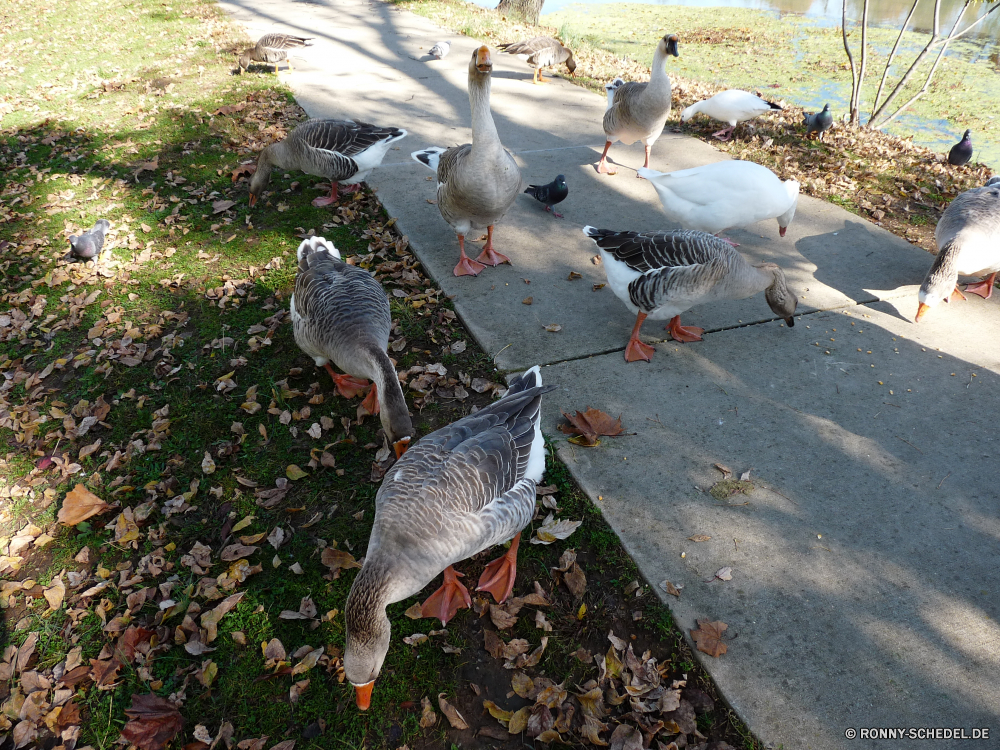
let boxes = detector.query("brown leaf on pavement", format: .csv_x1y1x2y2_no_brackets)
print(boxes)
690,619,728,658
58,484,111,525
688,534,711,542
558,408,624,447
438,694,469,729
659,580,681,597
120,693,183,750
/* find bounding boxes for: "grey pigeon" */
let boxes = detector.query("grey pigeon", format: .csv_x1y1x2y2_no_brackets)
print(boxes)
428,41,450,59
948,130,973,166
524,174,568,218
68,219,110,261
803,104,833,141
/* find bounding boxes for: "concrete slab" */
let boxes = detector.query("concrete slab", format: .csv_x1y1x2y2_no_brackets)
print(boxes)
221,0,1000,747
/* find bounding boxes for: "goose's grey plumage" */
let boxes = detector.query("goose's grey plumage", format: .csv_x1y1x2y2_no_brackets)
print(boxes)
803,103,833,141
583,226,797,361
237,33,313,73
597,34,679,175
499,36,576,84
344,366,551,709
681,90,782,141
604,77,625,110
68,219,110,261
638,160,799,238
290,236,413,450
249,119,406,208
411,46,522,276
916,178,1000,321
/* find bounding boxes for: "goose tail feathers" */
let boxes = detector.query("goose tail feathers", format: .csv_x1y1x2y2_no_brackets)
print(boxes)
507,365,542,395
411,147,446,172
296,235,341,264
766,100,783,111
504,365,548,483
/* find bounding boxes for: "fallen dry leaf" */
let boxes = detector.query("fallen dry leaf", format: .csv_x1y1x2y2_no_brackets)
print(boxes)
201,452,216,474
690,619,728,658
709,566,733,582
419,696,437,728
438,694,469,729
688,534,711,542
543,323,562,332
58,484,112,525
659,580,681,597
231,164,255,182
120,693,183,750
212,199,236,214
285,464,307,481
320,548,361,573
559,408,625,447
530,513,582,545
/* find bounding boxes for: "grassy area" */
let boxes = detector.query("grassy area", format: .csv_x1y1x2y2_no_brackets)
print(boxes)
392,0,995,255
1,0,762,748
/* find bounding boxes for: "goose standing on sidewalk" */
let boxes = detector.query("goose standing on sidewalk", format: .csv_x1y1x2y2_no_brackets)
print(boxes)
344,366,552,710
291,236,413,456
248,119,407,207
583,227,797,362
916,177,1000,321
597,34,679,175
412,46,522,276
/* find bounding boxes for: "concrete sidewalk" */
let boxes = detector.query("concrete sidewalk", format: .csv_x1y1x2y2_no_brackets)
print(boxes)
220,0,1000,747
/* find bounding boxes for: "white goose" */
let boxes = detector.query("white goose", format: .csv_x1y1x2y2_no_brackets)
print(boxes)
597,34,679,175
412,46,522,276
916,177,1000,322
344,367,551,710
249,119,407,208
680,90,782,141
290,236,413,456
583,227,797,362
638,160,799,240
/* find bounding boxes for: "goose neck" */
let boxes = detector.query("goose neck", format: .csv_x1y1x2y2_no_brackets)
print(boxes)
369,346,413,443
469,74,500,149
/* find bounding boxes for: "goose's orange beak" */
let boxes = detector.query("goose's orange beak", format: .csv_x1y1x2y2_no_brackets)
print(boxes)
393,437,411,459
476,46,492,72
915,302,930,322
354,680,374,710
248,193,257,208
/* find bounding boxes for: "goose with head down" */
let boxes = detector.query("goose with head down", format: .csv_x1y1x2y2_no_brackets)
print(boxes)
249,119,407,208
499,36,576,84
680,89,782,141
344,366,552,710
597,34,679,175
290,236,413,457
583,226,797,362
412,46,522,276
638,160,799,242
916,177,1000,322
237,33,313,73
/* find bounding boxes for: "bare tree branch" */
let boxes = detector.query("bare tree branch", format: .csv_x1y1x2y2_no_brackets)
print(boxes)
871,0,919,121
852,0,870,124
842,0,859,125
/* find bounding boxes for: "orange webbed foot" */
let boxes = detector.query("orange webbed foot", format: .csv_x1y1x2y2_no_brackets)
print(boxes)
964,274,996,300
454,255,486,276
666,316,704,343
475,246,511,267
421,566,472,625
324,364,369,399
625,338,655,363
477,535,521,604
359,382,380,415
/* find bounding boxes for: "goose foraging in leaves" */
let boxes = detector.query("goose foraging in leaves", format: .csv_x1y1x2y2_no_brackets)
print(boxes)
68,219,110,261
916,178,1000,321
681,90,782,141
499,36,576,84
948,130,973,166
411,46,522,276
344,366,552,710
249,119,407,208
428,41,450,59
597,34,679,175
803,104,833,141
290,236,413,456
638,160,799,239
237,34,313,73
583,227,797,362
525,174,568,218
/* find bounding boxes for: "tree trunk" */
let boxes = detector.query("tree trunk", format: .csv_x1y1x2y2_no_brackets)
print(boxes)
842,0,859,126
496,0,544,26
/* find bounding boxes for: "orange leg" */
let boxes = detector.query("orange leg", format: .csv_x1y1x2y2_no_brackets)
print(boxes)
421,566,472,625
640,144,651,173
712,126,735,141
715,233,740,248
666,315,704,343
475,225,510,267
477,534,521,604
624,312,655,363
323,363,369,398
596,141,617,175
948,285,968,303
964,273,996,300
360,382,379,415
312,183,339,207
454,234,486,277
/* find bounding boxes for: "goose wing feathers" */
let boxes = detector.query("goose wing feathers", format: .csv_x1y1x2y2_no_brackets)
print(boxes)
436,143,473,186
499,36,561,55
257,33,313,51
297,119,405,158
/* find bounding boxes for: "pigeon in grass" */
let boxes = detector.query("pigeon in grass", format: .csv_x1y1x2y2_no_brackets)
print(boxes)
948,130,973,166
68,219,110,261
428,41,450,59
803,103,833,141
525,174,568,218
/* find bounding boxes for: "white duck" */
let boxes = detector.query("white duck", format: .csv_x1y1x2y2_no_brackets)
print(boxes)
638,160,799,240
249,119,407,208
916,177,1000,322
428,41,450,59
290,236,413,456
680,90,782,141
412,46,522,276
583,226,797,362
597,34,679,175
344,366,551,710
